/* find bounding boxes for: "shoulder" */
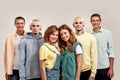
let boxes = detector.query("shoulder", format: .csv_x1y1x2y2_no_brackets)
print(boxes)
102,28,111,33
40,43,48,49
73,42,81,48
74,42,80,46
102,28,112,36
6,32,15,38
85,32,96,39
5,32,16,42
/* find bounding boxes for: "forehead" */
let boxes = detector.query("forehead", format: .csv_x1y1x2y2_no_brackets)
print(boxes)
32,21,40,25
52,31,58,34
74,18,83,22
91,16,100,20
15,19,24,23
60,29,69,33
32,21,40,24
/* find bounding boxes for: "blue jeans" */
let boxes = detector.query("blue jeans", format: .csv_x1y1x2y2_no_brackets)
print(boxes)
46,54,60,80
44,44,60,80
46,69,60,80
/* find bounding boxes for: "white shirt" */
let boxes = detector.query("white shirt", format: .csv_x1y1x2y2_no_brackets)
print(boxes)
13,34,23,69
75,45,82,54
91,27,115,69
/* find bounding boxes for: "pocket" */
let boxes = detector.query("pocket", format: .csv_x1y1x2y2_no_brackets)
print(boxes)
67,65,76,77
47,72,60,80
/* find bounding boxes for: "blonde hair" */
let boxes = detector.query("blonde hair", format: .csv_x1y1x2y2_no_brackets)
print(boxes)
73,16,85,26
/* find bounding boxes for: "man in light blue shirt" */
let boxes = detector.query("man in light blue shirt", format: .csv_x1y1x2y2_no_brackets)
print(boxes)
90,13,115,80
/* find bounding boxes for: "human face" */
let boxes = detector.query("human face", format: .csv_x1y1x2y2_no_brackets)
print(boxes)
30,21,41,33
15,19,25,31
60,29,70,42
73,18,84,31
49,31,59,44
91,16,101,29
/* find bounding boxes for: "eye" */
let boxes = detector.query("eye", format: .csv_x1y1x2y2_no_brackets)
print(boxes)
75,22,82,24
64,32,67,34
16,23,20,25
96,20,100,22
21,22,24,24
37,25,40,27
32,25,35,27
32,25,40,27
75,22,78,24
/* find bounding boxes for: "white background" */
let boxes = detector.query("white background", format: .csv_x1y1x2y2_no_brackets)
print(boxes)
0,0,120,80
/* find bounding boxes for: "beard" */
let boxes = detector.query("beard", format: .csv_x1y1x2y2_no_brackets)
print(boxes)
33,33,38,35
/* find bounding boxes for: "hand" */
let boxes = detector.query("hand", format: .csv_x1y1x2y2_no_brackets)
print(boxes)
107,68,114,78
5,73,10,80
88,76,95,80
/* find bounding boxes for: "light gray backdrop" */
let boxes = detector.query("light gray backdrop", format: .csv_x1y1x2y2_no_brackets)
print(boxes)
0,0,120,80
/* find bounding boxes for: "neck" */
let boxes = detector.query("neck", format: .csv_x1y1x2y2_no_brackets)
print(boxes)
16,30,24,36
76,30,84,35
32,33,39,38
93,27,101,32
48,42,54,46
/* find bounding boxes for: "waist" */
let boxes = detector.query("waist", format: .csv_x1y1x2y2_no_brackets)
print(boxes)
97,67,109,70
46,68,60,73
81,65,91,72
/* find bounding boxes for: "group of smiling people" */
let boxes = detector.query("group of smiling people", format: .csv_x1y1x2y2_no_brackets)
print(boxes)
4,13,114,80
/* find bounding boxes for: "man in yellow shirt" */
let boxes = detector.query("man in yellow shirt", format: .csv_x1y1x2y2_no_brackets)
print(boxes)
73,17,97,80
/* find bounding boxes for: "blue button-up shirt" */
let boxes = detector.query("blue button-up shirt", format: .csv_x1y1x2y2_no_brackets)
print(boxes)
91,27,115,69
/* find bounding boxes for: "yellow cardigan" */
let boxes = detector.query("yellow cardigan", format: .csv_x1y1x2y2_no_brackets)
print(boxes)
75,32,97,77
4,32,25,74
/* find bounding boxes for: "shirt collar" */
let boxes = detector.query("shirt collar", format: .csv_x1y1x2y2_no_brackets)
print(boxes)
14,31,26,37
91,27,103,34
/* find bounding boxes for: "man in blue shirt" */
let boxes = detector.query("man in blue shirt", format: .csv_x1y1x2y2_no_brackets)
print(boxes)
90,13,115,80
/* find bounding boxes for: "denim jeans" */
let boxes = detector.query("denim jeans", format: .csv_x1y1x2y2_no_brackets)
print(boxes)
46,54,60,80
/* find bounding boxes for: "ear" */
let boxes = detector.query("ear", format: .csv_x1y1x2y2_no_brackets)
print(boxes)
30,25,32,30
73,23,75,27
83,25,85,27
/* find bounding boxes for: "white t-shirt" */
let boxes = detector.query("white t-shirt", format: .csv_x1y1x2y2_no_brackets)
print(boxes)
75,45,82,54
13,34,23,69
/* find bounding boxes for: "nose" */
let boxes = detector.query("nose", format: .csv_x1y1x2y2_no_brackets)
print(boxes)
61,34,66,39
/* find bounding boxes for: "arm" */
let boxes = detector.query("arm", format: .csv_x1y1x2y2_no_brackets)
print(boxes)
4,37,12,80
39,45,48,80
75,54,82,80
89,37,97,80
40,60,47,80
19,40,26,80
107,58,114,78
4,38,8,80
107,31,115,78
75,44,82,80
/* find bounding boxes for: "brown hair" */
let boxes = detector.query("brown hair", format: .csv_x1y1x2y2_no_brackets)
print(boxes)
58,24,76,53
44,25,59,43
14,16,25,24
90,13,101,21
